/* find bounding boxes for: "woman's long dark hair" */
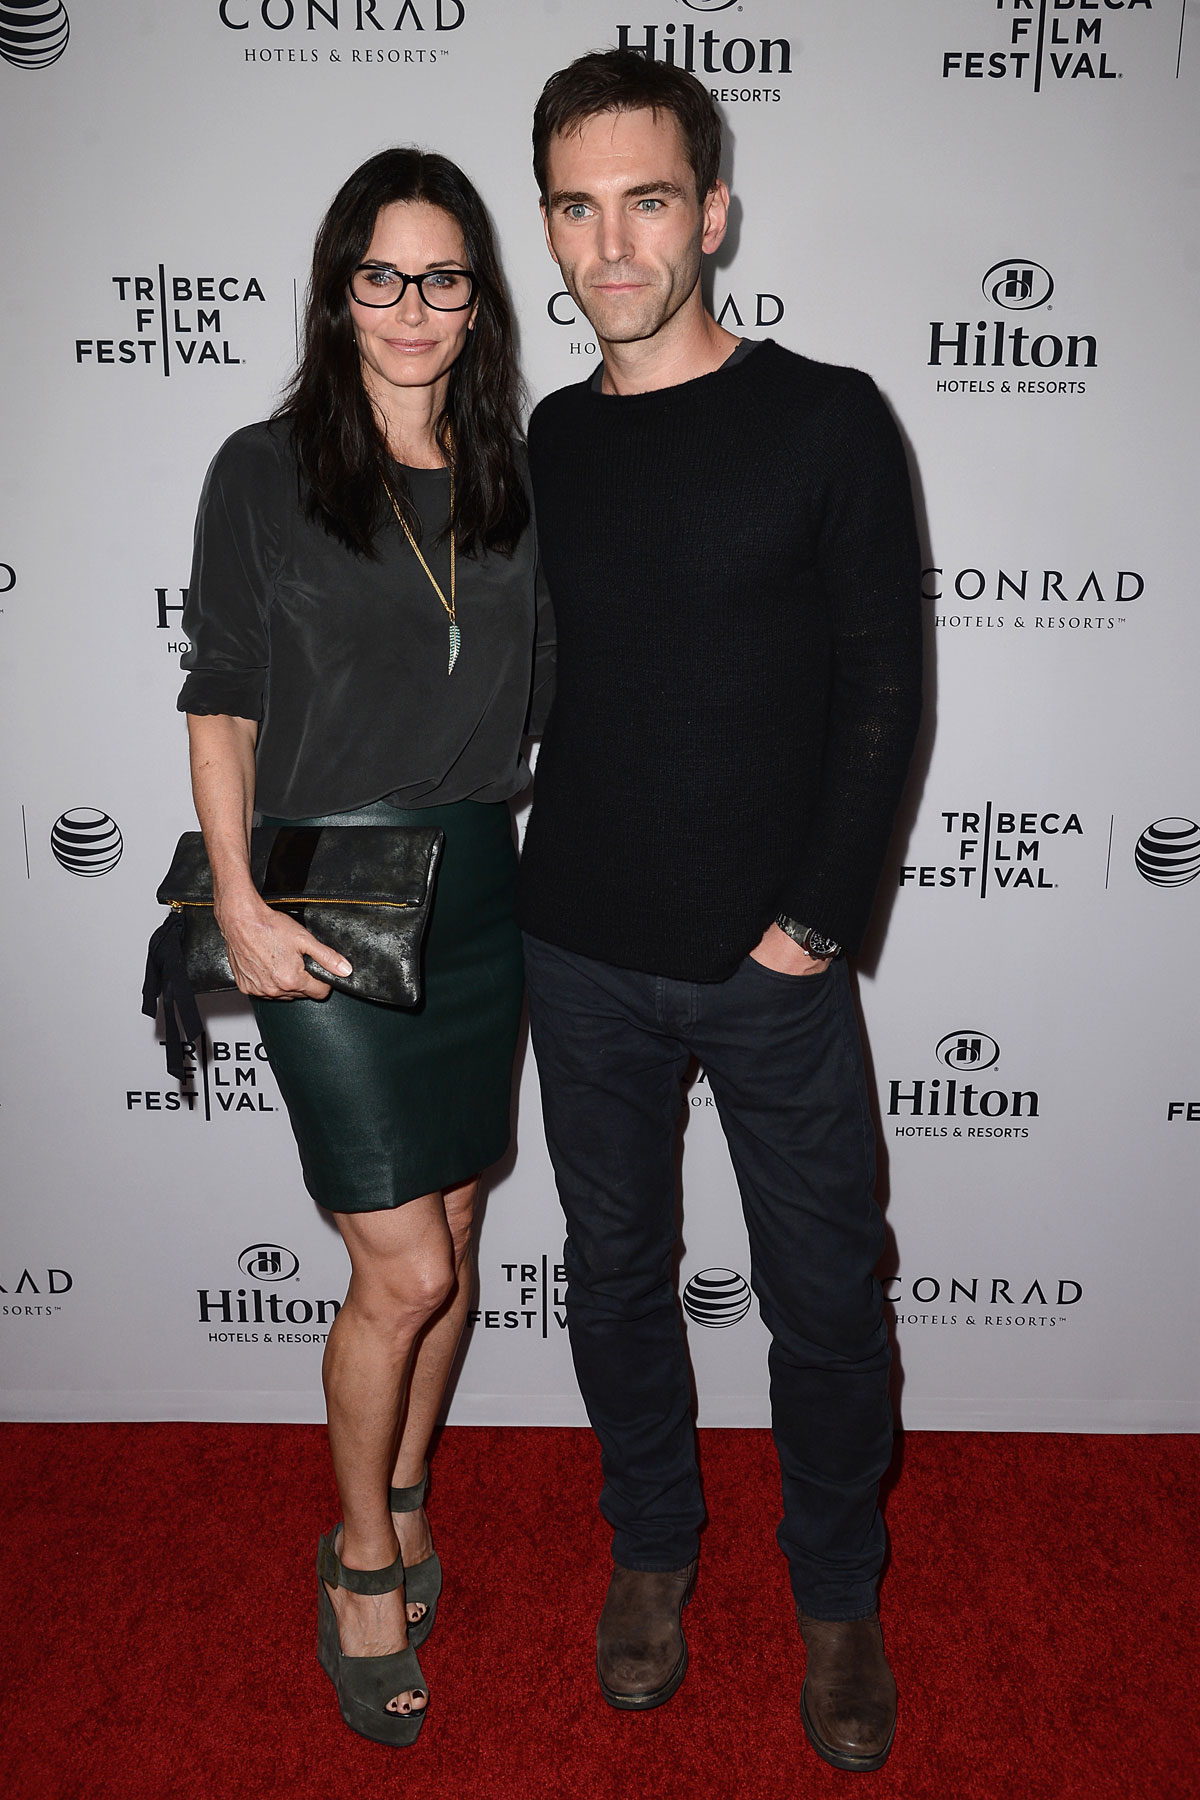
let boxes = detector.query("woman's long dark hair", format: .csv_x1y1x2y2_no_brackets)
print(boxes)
278,147,529,558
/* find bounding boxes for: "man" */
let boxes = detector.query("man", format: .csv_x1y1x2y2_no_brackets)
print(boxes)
520,49,922,1774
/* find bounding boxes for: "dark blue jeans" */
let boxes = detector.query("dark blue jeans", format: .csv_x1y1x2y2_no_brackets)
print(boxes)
523,934,892,1621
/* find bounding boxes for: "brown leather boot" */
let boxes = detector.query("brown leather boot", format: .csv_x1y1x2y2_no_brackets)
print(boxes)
596,1560,698,1710
797,1611,897,1772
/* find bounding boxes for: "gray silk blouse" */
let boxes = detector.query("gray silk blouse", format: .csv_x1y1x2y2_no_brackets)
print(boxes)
177,419,554,818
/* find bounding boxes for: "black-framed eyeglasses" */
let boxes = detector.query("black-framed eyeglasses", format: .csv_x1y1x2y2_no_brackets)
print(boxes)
350,265,476,312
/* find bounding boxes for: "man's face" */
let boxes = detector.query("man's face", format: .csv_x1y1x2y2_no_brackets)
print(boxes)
541,106,728,347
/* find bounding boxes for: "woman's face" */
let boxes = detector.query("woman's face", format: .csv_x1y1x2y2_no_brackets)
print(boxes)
350,200,477,411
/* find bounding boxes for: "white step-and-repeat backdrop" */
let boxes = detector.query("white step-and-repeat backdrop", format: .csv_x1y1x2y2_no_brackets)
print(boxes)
2,1,1196,1430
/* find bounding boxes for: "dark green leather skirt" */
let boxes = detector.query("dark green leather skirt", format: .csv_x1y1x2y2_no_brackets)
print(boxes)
252,799,522,1212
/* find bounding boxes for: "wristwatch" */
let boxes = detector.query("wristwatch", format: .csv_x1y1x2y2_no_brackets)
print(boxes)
775,914,842,959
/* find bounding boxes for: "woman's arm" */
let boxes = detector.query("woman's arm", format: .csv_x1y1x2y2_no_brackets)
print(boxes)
187,712,350,1000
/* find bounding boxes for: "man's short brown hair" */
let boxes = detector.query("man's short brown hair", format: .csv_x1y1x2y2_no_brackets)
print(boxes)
532,48,723,203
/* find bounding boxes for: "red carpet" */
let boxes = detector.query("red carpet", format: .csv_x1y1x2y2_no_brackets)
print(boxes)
1,1425,1196,1799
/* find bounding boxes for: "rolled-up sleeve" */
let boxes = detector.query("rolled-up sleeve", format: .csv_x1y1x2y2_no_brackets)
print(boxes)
176,425,285,720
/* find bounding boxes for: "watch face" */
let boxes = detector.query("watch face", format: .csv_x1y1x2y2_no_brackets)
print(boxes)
804,930,840,958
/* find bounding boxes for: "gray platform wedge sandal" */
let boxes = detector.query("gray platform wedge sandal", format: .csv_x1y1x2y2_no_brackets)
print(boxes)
390,1464,442,1650
317,1527,428,1747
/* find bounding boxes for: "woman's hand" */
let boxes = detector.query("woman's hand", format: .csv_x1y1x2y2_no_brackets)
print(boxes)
215,889,351,1001
186,712,351,1001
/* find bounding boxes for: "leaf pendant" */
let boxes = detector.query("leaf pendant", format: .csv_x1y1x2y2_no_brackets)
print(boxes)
447,621,462,674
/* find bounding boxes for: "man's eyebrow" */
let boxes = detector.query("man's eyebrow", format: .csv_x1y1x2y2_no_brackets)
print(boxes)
547,180,689,207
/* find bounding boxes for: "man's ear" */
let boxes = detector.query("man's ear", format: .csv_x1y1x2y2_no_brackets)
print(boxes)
701,179,730,257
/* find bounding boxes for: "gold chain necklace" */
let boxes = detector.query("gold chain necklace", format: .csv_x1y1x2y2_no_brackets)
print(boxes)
382,467,459,674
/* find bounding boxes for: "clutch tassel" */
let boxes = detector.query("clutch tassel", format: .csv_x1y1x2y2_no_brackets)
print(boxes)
142,910,204,1081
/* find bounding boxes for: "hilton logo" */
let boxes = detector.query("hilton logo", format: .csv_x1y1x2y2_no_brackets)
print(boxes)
888,1031,1041,1137
982,259,1054,311
936,1031,1000,1073
930,261,1097,384
238,1244,299,1281
0,0,69,70
1134,818,1200,888
50,809,123,877
617,20,792,79
682,1268,752,1329
198,1244,340,1342
941,0,1158,91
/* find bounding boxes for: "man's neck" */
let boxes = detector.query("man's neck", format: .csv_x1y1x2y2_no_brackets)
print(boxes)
597,302,739,397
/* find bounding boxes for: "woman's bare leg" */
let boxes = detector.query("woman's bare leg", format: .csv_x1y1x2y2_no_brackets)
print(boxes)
321,1192,455,1716
389,1178,479,1580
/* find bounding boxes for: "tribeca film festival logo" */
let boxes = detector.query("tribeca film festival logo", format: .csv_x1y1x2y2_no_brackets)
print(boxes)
469,1257,567,1336
198,1243,341,1343
682,1267,752,1328
0,0,69,70
883,1269,1082,1330
941,0,1166,91
128,1033,280,1119
50,808,124,876
1,1262,73,1320
926,561,1144,634
217,0,465,65
900,805,1084,897
930,257,1097,397
75,271,266,376
1134,817,1200,887
889,1030,1040,1140
617,2,793,104
547,284,784,362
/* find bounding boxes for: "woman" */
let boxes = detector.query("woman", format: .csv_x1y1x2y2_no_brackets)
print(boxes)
177,148,552,1746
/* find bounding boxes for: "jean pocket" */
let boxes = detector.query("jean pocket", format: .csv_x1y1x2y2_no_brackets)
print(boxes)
741,953,836,988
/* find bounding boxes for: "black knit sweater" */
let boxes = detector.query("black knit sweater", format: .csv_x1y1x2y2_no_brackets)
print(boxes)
517,340,922,977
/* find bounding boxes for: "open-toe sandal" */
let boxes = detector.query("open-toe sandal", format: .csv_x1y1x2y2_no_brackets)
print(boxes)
316,1527,428,1746
390,1465,442,1649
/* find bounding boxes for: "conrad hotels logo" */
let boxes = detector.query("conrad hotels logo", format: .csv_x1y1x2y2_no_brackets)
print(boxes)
217,0,466,62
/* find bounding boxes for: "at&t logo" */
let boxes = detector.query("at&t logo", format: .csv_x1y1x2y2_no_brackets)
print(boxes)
1134,818,1200,888
50,809,123,876
982,259,1054,311
0,0,69,70
682,1268,752,1329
